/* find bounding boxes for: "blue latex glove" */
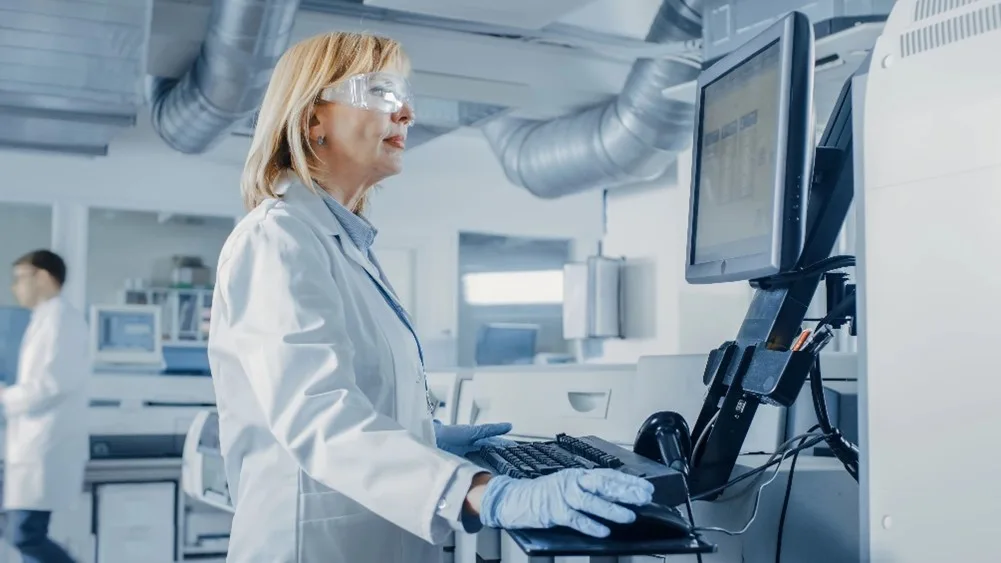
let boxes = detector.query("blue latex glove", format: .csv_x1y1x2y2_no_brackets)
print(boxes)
433,419,516,456
478,468,655,538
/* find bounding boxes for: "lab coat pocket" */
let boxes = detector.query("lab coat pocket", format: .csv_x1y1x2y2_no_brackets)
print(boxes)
299,475,368,522
299,491,368,522
297,512,402,563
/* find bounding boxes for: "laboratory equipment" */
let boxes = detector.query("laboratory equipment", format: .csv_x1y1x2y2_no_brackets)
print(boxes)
123,287,212,346
0,305,30,385
473,323,539,366
182,410,233,513
606,503,693,538
453,355,860,563
667,9,862,500
83,373,222,563
466,434,688,505
685,9,814,285
461,11,863,560
88,374,216,460
854,1,1001,559
701,0,893,61
168,255,211,287
562,256,623,340
90,304,163,367
162,345,211,376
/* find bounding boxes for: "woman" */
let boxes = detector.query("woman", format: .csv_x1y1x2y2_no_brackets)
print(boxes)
208,32,654,563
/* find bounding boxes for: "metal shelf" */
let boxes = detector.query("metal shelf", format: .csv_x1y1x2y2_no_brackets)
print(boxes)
122,288,212,346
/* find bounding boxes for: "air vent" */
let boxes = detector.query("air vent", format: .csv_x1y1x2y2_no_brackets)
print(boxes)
915,0,983,21
901,2,1001,56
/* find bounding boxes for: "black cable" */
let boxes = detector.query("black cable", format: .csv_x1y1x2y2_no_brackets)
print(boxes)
690,435,825,501
751,255,856,289
683,496,704,563
810,359,859,480
775,425,821,563
796,290,861,482
814,291,857,335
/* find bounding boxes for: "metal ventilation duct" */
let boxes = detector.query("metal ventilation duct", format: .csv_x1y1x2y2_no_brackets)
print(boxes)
482,0,703,198
0,0,152,156
150,0,300,154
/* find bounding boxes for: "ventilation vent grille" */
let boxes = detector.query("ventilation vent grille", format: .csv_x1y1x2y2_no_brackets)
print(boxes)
915,0,982,21
902,2,1000,57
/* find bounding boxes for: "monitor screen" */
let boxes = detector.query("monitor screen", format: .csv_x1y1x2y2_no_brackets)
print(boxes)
96,310,157,353
694,41,782,266
475,323,539,366
686,11,813,285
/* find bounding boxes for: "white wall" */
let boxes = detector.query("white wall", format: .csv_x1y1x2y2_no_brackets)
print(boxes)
0,122,604,348
0,203,53,308
597,150,753,363
86,210,234,306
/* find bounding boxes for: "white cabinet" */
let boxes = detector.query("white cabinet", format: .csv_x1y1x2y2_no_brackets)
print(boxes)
94,482,177,563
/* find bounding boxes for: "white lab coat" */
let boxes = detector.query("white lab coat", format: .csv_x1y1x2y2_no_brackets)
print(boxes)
208,176,478,563
2,296,90,511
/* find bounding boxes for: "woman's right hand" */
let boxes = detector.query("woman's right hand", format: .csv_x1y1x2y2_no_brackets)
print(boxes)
475,469,654,538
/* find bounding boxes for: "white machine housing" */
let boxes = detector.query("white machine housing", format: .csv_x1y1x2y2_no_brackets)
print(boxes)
457,357,789,452
182,410,234,513
88,373,216,459
442,354,859,563
856,1,1001,561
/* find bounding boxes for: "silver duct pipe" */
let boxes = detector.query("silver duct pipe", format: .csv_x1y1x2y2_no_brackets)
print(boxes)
151,0,301,154
482,0,703,198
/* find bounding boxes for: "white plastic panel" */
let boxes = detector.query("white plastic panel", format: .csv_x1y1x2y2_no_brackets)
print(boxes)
632,354,713,427
95,482,176,563
88,373,216,437
857,2,1001,561
468,364,638,444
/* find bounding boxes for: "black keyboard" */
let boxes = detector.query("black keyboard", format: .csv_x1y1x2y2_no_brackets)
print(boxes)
466,433,689,507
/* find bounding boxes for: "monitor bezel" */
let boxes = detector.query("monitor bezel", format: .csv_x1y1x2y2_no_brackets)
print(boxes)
686,11,814,285
90,304,164,366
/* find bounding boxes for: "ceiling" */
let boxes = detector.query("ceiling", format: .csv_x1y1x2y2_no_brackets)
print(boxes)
2,0,885,157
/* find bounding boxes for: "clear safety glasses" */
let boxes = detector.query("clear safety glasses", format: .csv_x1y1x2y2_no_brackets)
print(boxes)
318,72,415,121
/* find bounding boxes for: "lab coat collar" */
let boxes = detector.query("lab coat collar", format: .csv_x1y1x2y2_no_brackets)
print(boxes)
275,170,341,237
276,170,403,312
32,295,61,315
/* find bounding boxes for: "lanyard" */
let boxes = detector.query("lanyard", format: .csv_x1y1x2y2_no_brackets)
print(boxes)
360,254,434,415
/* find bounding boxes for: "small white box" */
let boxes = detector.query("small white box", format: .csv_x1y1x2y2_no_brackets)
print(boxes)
563,256,623,340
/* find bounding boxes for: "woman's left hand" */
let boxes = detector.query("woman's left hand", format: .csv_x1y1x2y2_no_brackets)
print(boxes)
433,420,516,455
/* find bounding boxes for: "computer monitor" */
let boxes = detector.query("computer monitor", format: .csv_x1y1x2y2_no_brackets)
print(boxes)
90,304,163,366
686,11,815,284
474,323,539,366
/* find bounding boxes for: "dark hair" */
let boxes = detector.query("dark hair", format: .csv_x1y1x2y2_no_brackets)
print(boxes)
13,249,67,287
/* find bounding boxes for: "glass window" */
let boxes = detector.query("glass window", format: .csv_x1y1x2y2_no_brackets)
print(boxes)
462,270,564,306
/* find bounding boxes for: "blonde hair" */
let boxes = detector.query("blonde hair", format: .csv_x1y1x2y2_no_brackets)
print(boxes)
241,32,410,213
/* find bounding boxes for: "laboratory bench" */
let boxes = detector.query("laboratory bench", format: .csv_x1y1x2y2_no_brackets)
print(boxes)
0,457,230,563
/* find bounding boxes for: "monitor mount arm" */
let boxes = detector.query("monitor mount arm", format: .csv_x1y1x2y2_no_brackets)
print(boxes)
635,79,857,501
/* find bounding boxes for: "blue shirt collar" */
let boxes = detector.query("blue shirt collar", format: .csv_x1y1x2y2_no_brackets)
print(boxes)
320,192,378,252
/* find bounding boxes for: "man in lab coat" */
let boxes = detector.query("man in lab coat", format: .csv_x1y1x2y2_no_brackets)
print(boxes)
2,250,90,563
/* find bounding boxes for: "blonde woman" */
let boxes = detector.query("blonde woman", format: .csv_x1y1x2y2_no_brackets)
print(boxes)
207,32,653,562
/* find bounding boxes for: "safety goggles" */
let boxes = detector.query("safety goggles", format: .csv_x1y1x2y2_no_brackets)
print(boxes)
319,72,415,118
